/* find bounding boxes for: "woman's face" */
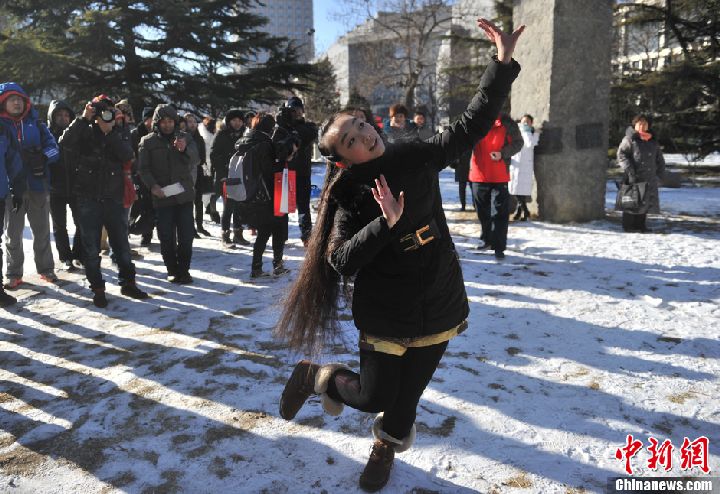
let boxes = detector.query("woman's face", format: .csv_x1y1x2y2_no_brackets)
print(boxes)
326,114,385,166
634,119,648,133
390,113,406,128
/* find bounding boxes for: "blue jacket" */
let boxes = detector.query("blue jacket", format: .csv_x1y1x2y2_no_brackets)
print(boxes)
0,125,24,200
0,82,60,192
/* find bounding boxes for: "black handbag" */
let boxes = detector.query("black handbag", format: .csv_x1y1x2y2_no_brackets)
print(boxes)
619,181,647,211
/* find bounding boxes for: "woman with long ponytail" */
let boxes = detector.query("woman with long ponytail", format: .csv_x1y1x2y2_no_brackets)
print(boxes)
275,19,524,492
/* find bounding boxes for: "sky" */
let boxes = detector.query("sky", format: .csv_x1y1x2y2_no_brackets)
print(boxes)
313,0,354,56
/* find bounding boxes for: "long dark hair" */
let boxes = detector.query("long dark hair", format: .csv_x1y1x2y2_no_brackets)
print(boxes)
274,159,349,354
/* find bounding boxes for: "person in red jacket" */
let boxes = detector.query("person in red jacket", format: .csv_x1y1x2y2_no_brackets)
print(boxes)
469,113,522,259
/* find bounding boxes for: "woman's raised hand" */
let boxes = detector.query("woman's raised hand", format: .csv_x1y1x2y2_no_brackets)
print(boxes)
477,18,525,64
371,174,404,229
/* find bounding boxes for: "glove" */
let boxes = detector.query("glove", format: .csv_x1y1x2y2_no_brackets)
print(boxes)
11,195,23,213
22,148,47,178
626,169,637,184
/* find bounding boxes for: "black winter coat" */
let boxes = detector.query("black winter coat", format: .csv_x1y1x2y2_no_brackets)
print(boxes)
47,100,76,196
59,117,134,203
616,126,665,214
285,119,318,176
233,128,296,228
328,58,520,339
210,127,244,188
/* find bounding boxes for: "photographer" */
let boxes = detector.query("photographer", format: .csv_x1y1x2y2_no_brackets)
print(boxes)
276,97,318,246
59,95,149,308
0,82,60,289
138,104,199,284
236,113,298,278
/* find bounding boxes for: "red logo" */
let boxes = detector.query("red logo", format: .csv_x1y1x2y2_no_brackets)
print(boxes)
615,436,711,475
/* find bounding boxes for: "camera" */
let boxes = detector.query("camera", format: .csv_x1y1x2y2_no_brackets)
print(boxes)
276,106,296,129
91,101,117,123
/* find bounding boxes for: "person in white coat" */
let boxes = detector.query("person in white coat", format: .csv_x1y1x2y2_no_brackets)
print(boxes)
509,114,539,221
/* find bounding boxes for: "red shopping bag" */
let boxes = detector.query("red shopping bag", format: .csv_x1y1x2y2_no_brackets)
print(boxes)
274,164,296,216
122,161,137,208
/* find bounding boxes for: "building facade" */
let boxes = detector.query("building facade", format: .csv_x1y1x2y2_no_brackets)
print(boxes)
252,0,315,63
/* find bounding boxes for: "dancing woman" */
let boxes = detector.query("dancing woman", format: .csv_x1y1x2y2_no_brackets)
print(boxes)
275,19,524,492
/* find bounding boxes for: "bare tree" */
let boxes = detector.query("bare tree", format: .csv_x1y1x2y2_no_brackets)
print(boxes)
334,0,453,110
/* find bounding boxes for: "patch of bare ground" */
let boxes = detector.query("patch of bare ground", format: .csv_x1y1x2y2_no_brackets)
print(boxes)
416,416,456,437
297,415,325,428
211,365,268,379
141,469,183,494
208,456,231,479
503,472,533,488
106,470,136,487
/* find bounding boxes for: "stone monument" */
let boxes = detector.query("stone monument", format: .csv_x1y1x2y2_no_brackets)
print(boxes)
511,0,613,222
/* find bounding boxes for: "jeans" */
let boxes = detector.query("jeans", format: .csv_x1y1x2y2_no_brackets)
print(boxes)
458,181,469,209
296,174,312,242
251,215,288,271
4,191,55,278
326,341,448,441
50,194,82,262
0,204,4,285
221,197,243,231
77,197,136,290
471,182,510,252
155,201,194,276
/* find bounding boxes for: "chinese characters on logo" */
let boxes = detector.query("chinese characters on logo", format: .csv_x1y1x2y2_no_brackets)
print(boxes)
615,435,710,475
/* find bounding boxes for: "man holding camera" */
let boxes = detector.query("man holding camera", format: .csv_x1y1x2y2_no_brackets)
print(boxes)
59,95,149,308
138,104,199,284
276,96,317,246
0,82,60,289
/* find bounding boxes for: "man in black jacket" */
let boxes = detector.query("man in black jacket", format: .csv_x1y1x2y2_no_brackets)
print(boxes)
47,100,83,271
138,104,199,284
277,96,317,246
59,95,149,308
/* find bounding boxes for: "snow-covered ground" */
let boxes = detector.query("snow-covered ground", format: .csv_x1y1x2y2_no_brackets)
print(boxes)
664,152,720,167
1,167,718,493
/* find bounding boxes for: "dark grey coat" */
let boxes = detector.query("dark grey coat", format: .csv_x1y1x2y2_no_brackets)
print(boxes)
616,126,665,214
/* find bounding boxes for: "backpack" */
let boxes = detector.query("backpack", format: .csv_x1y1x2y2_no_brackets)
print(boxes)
224,147,269,202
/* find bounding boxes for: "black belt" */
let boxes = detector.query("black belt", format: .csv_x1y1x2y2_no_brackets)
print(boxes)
399,219,440,252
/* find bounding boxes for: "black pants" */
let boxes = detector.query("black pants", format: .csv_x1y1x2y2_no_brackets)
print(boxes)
326,341,448,441
458,181,469,209
156,202,194,276
252,215,288,270
77,198,136,290
194,188,204,230
513,195,530,219
221,197,243,231
50,194,82,262
296,174,312,242
471,182,510,252
622,212,646,232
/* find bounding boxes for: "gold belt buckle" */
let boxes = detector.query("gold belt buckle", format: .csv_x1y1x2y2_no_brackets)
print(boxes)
415,225,434,246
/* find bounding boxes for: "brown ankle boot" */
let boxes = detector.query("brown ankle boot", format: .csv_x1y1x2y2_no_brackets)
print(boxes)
279,360,320,420
279,361,349,420
359,439,395,492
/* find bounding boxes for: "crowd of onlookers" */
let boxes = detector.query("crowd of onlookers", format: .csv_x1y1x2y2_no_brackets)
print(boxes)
0,82,320,308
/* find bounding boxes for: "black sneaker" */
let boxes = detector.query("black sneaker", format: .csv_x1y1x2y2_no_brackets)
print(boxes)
273,265,290,276
121,284,149,299
494,250,505,260
170,273,193,284
0,289,17,307
250,269,270,279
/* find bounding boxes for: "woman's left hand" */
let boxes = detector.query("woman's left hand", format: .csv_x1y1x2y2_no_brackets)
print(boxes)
371,174,404,229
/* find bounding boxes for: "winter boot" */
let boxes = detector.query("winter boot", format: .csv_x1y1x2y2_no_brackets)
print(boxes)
279,361,348,420
121,283,149,299
232,228,250,246
272,259,290,276
359,440,396,492
92,288,108,308
222,230,235,248
0,286,17,307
